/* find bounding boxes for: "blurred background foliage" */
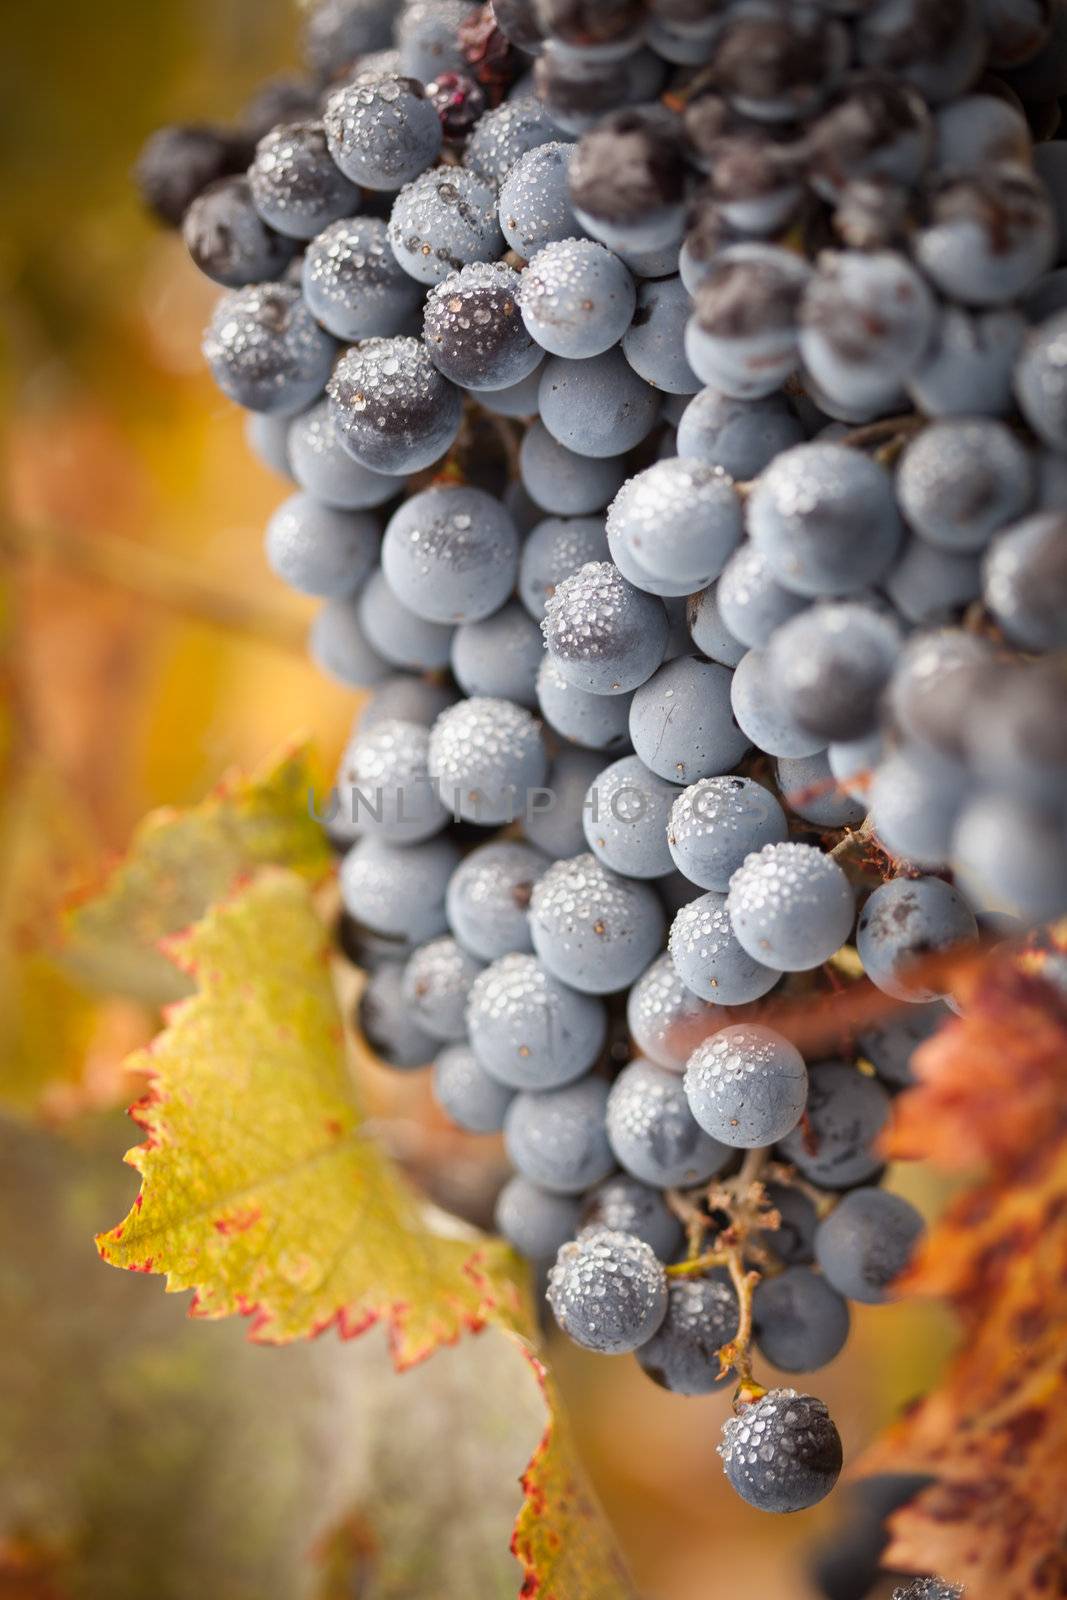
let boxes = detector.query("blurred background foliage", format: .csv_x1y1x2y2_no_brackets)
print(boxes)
0,3,957,1594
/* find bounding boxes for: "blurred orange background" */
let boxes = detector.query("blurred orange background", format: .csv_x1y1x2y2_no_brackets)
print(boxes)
1,4,956,1595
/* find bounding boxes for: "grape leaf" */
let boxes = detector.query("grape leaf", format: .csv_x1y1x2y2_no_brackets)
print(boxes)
64,745,332,1006
863,954,1067,1600
96,868,636,1595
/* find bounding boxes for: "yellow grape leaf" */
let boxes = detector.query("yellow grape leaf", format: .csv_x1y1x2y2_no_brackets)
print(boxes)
65,744,332,1006
862,954,1067,1600
97,868,636,1595
511,1350,640,1600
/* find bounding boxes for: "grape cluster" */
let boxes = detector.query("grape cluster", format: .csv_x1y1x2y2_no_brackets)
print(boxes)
146,0,1066,1540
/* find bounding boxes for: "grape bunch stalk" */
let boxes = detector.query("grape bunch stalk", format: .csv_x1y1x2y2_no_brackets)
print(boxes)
139,0,1067,1567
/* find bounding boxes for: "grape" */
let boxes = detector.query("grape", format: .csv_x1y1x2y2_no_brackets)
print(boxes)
520,427,625,520
637,1274,739,1394
463,94,562,185
625,952,719,1074
302,217,423,345
621,276,699,395
382,484,519,624
423,262,542,392
248,121,359,240
684,1024,808,1149
358,675,458,734
288,400,398,509
526,746,603,860
520,238,636,360
710,10,845,121
536,657,633,753
777,1062,890,1189
607,460,742,591
203,283,335,415
265,492,380,598
534,44,666,138
432,1043,514,1134
568,108,687,254
338,715,449,843
477,364,545,418
499,142,579,259
397,0,470,82
542,562,668,696
1034,141,1067,267
757,1183,818,1268
855,0,986,102
731,650,827,762
752,1267,851,1373
668,777,788,893
686,585,747,669
492,0,544,52
669,892,781,1006
983,512,1067,650
916,166,1056,307
520,517,611,621
685,245,811,400
891,1580,963,1599
529,852,666,994
401,937,485,1042
428,696,547,825
775,753,866,831
608,524,700,599
309,596,390,688
466,951,606,1091
815,1187,925,1304
896,420,1034,552
388,166,504,286
953,793,1067,923
629,656,750,785
303,0,394,76
135,122,255,229
884,536,983,626
728,842,855,973
328,337,462,475
340,833,460,942
446,839,547,962
538,349,662,458
607,1057,731,1188
696,129,803,239
827,733,883,803
582,756,678,880
496,1177,582,1261
935,91,1032,171
869,745,965,870
887,629,995,758
548,1228,668,1354
799,250,937,414
856,876,979,1002
358,568,454,671
765,602,901,744
451,602,544,709
504,1074,614,1193
965,657,1067,809
908,304,1024,417
246,411,294,480
748,443,903,598
803,73,931,202
719,1389,842,1514
581,1177,682,1263
676,389,805,481
858,1003,949,1088
322,72,440,193
183,176,297,288
357,961,437,1069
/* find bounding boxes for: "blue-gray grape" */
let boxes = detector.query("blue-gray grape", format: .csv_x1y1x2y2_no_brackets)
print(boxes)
428,696,547,826
450,602,544,710
621,275,700,394
288,399,398,509
495,1176,583,1261
520,237,636,360
676,389,805,480
815,1187,925,1304
777,1062,890,1189
607,458,743,590
340,833,460,943
328,337,462,475
536,657,633,752
498,141,579,259
542,562,668,696
686,585,747,668
466,951,606,1091
388,166,504,286
248,120,359,239
636,1275,739,1394
358,567,455,671
302,215,424,341
547,1228,669,1354
719,1389,842,1513
402,936,485,1042
629,656,750,785
581,1174,684,1261
896,419,1034,552
775,752,867,830
525,745,605,859
668,776,788,893
357,960,437,1069
520,426,625,519
625,951,719,1074
265,492,380,598
538,349,662,458
432,1043,515,1133
669,891,782,1006
383,484,520,624
446,838,547,962
203,283,335,415
856,875,978,1002
983,511,1067,650
766,602,901,744
424,262,543,392
752,1267,851,1373
583,756,679,880
529,851,667,995
323,72,443,190
504,1074,614,1194
728,842,855,972
309,595,390,688
338,714,448,843
684,1024,808,1149
607,1057,731,1188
